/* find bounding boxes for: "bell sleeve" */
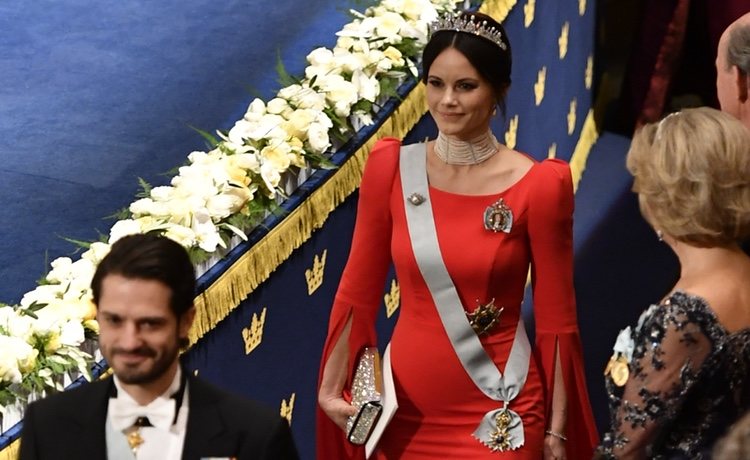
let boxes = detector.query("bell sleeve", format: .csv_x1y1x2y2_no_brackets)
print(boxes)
527,159,599,458
316,137,401,460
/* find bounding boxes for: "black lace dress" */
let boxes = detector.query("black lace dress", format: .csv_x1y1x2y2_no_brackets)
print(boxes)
595,291,750,459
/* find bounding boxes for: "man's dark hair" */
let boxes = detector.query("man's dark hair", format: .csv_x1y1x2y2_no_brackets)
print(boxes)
91,233,196,317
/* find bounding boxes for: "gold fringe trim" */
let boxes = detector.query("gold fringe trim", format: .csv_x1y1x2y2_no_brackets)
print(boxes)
0,440,18,460
188,0,521,345
569,109,599,192
189,84,428,345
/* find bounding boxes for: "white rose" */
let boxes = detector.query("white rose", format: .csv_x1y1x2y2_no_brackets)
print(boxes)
109,219,143,244
231,152,260,172
307,47,334,66
129,198,170,218
284,109,318,139
0,336,36,383
227,119,254,145
162,224,197,248
266,98,290,115
260,162,282,196
150,186,174,202
307,122,331,153
59,320,85,347
45,257,73,283
0,307,35,341
192,210,225,253
352,70,380,102
260,142,293,171
80,242,111,265
244,98,266,121
317,74,358,117
20,284,64,310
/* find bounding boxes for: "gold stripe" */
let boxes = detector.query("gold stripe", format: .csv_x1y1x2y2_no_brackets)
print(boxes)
0,440,19,460
569,109,599,192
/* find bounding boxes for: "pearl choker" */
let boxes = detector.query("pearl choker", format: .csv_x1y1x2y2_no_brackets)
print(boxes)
434,131,499,165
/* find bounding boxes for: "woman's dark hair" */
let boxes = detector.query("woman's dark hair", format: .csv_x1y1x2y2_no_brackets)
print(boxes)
91,233,196,318
422,11,512,112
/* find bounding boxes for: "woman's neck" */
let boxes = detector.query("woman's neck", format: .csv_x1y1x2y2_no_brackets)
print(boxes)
434,130,499,165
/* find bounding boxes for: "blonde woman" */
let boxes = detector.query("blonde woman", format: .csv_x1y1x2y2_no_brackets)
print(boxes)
595,107,750,459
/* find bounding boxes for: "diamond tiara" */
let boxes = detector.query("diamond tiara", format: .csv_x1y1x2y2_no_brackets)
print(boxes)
429,14,507,51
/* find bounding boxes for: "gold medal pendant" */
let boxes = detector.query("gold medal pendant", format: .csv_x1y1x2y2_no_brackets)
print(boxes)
487,409,513,452
125,427,145,455
483,198,513,233
604,354,630,387
466,299,503,335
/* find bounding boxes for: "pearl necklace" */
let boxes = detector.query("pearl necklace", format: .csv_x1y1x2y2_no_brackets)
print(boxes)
434,131,499,165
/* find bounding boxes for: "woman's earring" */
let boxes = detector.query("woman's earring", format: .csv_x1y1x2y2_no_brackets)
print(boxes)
656,230,664,242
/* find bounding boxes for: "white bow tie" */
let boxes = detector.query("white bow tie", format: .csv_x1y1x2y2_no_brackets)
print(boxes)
109,396,176,431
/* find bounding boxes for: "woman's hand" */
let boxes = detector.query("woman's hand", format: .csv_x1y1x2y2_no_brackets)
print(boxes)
319,317,357,431
318,389,357,431
543,434,567,460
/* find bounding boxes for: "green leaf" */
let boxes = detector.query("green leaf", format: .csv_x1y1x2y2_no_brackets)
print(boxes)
276,50,298,88
135,177,153,199
188,125,220,148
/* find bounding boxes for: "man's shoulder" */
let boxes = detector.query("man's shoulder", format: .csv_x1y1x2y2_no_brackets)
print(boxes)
189,376,278,420
28,378,110,411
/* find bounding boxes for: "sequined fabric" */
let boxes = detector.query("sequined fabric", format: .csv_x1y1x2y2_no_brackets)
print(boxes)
595,291,750,459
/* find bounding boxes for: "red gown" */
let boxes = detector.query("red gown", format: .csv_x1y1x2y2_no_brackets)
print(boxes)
317,138,598,459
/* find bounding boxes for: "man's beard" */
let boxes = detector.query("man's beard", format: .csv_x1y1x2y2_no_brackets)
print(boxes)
109,342,179,385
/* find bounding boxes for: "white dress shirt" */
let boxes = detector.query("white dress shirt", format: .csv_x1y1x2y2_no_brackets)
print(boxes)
106,368,190,460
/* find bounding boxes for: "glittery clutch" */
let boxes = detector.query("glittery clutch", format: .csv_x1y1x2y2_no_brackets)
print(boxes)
346,347,383,445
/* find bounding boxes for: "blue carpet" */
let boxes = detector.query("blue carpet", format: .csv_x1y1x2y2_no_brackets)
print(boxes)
0,0,363,303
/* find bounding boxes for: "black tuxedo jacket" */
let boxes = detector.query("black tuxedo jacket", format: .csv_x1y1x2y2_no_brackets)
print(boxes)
19,375,299,460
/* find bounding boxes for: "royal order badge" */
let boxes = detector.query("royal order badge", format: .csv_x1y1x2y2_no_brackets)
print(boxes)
488,409,514,452
484,198,513,233
466,299,503,336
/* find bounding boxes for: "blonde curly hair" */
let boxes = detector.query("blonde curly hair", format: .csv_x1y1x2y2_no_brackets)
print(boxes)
626,107,750,246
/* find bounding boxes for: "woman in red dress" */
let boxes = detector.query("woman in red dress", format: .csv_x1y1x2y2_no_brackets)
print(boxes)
318,11,598,459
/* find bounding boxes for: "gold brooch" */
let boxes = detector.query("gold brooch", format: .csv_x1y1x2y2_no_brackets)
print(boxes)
466,299,503,335
604,354,630,387
487,409,513,451
483,198,513,233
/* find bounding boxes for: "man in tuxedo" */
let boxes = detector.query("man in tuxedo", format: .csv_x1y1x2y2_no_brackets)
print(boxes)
717,12,750,255
716,12,750,130
20,233,299,460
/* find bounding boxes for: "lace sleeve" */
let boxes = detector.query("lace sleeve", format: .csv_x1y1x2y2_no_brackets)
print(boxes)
599,301,714,459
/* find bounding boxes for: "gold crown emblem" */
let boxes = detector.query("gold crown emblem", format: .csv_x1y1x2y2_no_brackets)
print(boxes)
548,143,557,159
280,392,296,425
524,0,535,28
534,66,546,106
242,307,267,355
559,22,569,59
585,55,593,90
384,279,400,318
579,0,587,16
568,99,578,135
505,115,519,150
305,249,327,295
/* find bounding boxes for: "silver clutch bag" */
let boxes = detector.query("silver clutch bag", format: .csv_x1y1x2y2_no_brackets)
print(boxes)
346,347,383,445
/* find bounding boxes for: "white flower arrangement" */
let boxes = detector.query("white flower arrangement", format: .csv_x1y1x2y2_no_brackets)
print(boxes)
0,0,465,426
